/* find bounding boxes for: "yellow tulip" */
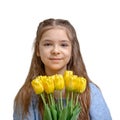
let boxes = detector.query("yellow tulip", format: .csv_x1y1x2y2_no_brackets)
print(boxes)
31,76,44,94
54,74,65,90
42,76,55,94
65,75,78,91
64,70,73,90
64,70,73,80
76,77,86,93
39,76,47,82
71,75,79,91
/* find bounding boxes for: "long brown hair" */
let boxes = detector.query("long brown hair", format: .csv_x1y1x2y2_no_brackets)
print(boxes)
14,18,91,120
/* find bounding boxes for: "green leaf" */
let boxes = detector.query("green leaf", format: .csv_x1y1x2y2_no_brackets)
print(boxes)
50,105,57,120
58,100,74,120
43,104,52,120
70,104,81,120
58,107,68,120
66,100,73,120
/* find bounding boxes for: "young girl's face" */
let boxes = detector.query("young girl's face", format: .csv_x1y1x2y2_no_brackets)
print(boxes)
38,28,72,75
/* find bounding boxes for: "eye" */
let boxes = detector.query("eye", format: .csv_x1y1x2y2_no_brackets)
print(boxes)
43,43,52,46
61,43,69,47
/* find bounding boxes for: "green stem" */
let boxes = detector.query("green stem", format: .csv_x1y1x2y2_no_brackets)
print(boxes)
47,94,50,105
71,92,73,113
60,90,63,110
50,93,54,106
76,94,79,105
66,91,69,106
73,92,75,105
71,91,73,101
40,93,46,106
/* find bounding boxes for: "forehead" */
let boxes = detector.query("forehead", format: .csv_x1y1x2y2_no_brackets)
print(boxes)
41,27,69,39
44,26,67,33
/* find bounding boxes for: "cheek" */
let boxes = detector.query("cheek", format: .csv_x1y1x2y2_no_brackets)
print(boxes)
65,49,72,61
39,51,47,64
39,48,47,60
39,46,49,55
67,54,71,62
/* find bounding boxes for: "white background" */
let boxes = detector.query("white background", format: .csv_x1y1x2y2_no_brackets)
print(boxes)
0,0,120,119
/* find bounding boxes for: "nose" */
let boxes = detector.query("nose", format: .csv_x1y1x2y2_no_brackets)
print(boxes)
51,45,60,55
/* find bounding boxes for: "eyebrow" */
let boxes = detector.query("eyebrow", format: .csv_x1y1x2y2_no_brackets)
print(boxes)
41,39,70,43
59,40,70,42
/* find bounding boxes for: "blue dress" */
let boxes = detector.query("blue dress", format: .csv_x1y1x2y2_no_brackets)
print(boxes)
13,83,112,120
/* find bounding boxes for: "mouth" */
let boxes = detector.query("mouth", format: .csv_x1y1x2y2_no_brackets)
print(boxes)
49,58,62,60
49,58,62,63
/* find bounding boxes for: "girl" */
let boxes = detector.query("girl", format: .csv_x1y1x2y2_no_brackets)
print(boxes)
13,18,112,120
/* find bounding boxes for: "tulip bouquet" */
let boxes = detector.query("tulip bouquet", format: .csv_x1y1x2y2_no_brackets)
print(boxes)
31,70,86,120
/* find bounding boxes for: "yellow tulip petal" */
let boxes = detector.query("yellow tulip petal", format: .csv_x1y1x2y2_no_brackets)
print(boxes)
31,78,44,94
42,76,54,94
54,74,64,90
76,77,86,93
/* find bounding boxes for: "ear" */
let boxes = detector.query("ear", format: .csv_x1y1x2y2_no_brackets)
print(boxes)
36,44,40,57
36,49,40,57
36,46,40,57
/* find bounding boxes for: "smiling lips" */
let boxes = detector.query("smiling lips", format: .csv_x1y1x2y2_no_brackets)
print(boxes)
49,58,62,62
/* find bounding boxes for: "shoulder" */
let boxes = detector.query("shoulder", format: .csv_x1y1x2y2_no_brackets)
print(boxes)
89,82,112,120
13,93,41,120
31,93,39,107
89,82,104,108
89,82,101,97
